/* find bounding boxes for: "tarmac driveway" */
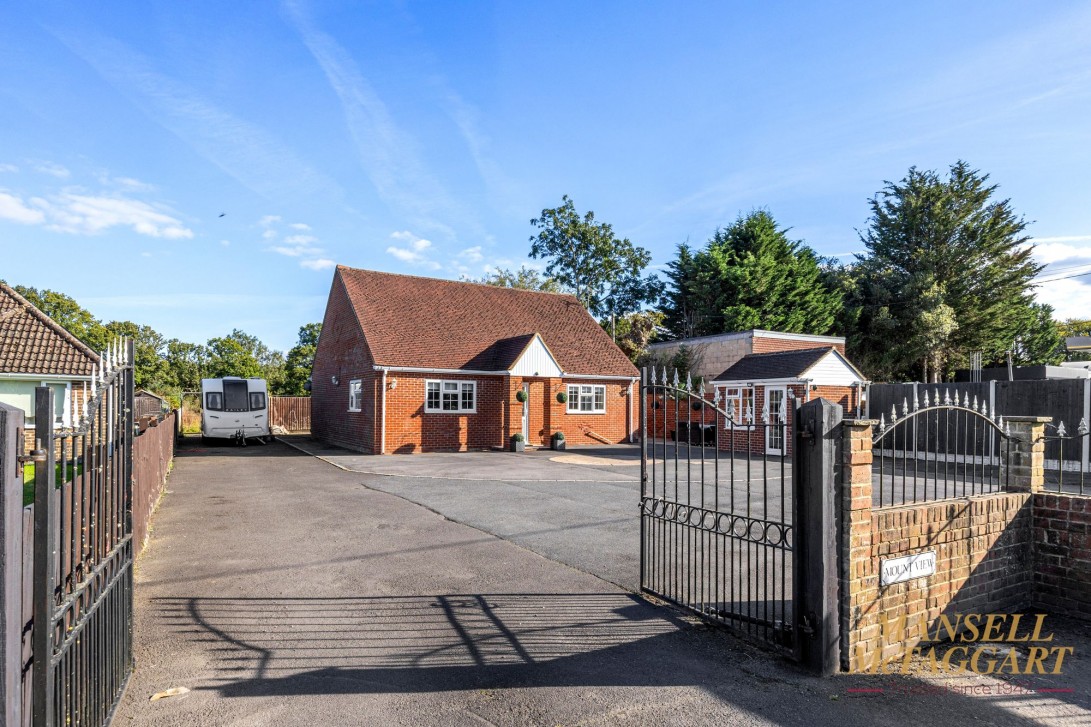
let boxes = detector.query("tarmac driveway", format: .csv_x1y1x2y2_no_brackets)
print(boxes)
116,439,1091,726
282,438,792,591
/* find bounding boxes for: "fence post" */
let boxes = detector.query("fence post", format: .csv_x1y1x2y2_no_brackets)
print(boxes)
0,404,24,727
31,388,55,726
840,418,878,672
793,398,842,675
1005,416,1051,493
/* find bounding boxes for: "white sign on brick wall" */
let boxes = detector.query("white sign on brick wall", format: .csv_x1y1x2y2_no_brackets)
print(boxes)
880,550,937,586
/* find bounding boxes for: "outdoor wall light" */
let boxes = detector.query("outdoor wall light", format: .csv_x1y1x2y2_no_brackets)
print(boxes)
331,375,339,385
389,378,398,390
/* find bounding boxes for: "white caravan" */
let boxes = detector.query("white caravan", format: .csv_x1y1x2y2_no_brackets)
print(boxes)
200,377,271,444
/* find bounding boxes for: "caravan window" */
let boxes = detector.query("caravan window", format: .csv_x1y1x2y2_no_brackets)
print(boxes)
206,392,223,411
223,380,249,412
249,392,266,410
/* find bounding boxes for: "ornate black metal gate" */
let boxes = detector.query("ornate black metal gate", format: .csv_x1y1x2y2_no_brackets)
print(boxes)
31,340,134,727
639,367,797,654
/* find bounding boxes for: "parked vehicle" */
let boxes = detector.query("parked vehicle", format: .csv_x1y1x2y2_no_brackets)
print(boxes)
200,377,271,444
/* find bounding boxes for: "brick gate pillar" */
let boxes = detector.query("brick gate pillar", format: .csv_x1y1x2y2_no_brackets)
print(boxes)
841,418,878,671
1005,416,1051,493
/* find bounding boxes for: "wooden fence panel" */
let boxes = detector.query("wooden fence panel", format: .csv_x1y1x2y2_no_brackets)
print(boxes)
271,396,311,433
133,411,175,553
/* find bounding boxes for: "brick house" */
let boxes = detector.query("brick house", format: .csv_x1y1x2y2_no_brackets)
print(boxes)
311,267,640,454
713,346,866,456
0,282,100,452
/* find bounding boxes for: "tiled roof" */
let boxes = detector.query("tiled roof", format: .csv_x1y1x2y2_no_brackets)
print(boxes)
713,347,837,382
0,283,100,376
335,267,639,377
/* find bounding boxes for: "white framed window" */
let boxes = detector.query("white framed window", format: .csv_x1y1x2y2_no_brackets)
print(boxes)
425,380,476,413
348,379,363,412
567,384,606,414
722,386,754,426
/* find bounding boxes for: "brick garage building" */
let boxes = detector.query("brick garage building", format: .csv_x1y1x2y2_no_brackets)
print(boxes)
712,346,866,455
311,266,640,454
0,283,100,452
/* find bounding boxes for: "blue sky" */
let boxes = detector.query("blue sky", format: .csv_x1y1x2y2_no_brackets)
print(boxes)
1,1,1090,352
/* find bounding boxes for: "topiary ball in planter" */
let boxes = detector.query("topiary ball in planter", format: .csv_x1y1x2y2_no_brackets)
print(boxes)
556,391,568,404
515,390,528,403
692,401,704,411
551,431,566,451
510,432,525,452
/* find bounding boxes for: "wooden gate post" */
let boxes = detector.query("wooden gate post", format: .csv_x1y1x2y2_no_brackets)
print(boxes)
793,398,842,675
0,404,25,727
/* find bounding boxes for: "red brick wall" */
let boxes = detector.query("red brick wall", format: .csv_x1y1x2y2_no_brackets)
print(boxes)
1033,493,1091,620
377,374,634,453
311,275,379,453
751,333,846,356
382,373,507,453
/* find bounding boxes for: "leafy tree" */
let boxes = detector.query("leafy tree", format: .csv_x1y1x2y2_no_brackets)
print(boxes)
205,329,285,388
661,210,842,338
12,285,110,350
163,340,207,393
468,266,562,292
847,162,1043,381
205,336,263,379
604,311,664,363
281,323,322,395
660,242,701,339
103,320,169,391
1055,317,1091,362
529,195,660,318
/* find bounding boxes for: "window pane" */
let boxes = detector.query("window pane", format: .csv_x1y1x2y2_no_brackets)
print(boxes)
461,383,474,410
249,392,267,410
567,386,578,412
442,391,459,410
594,386,605,411
444,382,458,391
580,394,592,411
223,380,249,411
205,392,223,411
426,382,440,410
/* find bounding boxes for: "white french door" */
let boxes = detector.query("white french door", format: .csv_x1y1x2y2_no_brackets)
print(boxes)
765,386,786,454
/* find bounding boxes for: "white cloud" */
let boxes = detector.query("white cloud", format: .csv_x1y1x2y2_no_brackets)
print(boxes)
0,163,17,173
32,161,70,179
220,239,230,246
385,230,439,268
0,188,191,238
1030,240,1091,265
260,215,335,271
43,193,193,238
0,191,46,224
458,246,483,263
1035,277,1091,320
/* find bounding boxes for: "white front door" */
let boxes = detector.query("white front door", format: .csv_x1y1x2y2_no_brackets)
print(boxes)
765,386,786,454
521,384,530,442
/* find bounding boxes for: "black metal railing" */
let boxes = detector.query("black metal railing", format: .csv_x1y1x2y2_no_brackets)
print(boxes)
871,389,1012,507
640,367,794,651
1040,418,1089,495
32,339,134,727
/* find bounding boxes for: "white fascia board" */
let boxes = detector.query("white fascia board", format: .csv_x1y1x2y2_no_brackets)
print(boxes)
0,372,92,381
373,365,509,376
712,377,806,386
562,373,640,381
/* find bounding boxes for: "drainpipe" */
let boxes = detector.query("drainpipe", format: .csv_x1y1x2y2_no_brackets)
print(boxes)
380,367,388,455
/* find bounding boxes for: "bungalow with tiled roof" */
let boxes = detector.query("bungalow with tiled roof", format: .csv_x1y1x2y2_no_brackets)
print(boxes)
712,346,867,456
0,283,100,451
311,266,640,453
